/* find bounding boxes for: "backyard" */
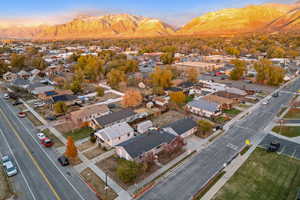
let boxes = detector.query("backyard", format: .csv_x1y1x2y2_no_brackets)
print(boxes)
272,126,300,138
223,108,242,117
213,148,300,200
152,110,185,127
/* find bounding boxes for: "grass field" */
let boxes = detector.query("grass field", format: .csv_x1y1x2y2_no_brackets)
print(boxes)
272,126,300,138
284,108,300,119
223,108,242,116
213,148,300,200
64,127,94,141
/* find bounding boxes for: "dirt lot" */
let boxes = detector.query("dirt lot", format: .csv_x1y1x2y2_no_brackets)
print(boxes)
83,147,104,160
78,141,95,152
96,156,160,189
80,168,118,200
25,111,43,126
0,168,13,200
152,110,185,127
96,92,120,102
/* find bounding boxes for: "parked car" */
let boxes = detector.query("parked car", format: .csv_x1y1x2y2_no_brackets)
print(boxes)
58,156,69,166
45,115,56,121
18,112,26,118
268,141,280,152
272,92,279,98
37,133,46,141
34,102,45,107
41,138,54,147
1,155,17,177
3,93,9,99
12,100,22,106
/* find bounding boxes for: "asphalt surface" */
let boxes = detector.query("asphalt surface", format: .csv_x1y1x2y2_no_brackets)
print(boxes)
283,119,300,123
140,77,300,200
0,97,98,200
259,134,300,159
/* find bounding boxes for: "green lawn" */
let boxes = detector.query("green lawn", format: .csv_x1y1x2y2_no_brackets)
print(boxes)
64,127,94,141
272,126,300,138
223,108,242,116
213,148,300,200
284,108,300,119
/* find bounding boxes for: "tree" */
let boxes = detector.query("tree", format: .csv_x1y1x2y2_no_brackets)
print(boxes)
254,59,285,86
142,152,156,172
267,46,285,58
152,86,164,95
160,53,174,64
230,59,247,80
122,89,143,107
150,67,173,89
197,120,213,137
186,68,198,83
0,60,8,76
116,159,141,183
225,47,240,57
31,56,48,70
53,101,68,114
69,79,83,94
163,136,185,155
96,87,105,97
169,91,186,105
65,136,78,158
10,53,25,70
106,69,127,88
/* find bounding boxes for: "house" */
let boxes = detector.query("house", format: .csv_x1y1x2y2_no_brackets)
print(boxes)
3,72,17,82
163,118,198,138
116,130,176,161
17,70,31,79
224,87,247,96
186,99,221,118
153,97,169,107
95,122,134,148
137,120,153,134
27,83,55,95
202,94,235,110
90,108,137,129
11,78,30,89
70,105,110,125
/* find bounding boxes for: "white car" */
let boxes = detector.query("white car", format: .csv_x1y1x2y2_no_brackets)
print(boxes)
3,93,9,99
1,155,17,177
262,101,269,105
37,133,46,141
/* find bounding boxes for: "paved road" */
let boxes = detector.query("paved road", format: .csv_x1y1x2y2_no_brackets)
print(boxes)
140,77,300,200
0,97,98,200
283,119,300,124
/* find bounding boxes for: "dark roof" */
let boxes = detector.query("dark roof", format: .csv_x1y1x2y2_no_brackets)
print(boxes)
163,118,197,135
179,82,194,89
117,130,176,159
12,78,29,86
27,82,46,90
94,108,136,127
52,94,77,102
165,87,182,92
45,91,58,96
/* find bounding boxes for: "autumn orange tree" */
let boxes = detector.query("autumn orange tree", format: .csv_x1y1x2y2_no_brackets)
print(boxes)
65,136,78,158
122,89,143,108
169,91,186,105
186,68,199,83
150,67,173,89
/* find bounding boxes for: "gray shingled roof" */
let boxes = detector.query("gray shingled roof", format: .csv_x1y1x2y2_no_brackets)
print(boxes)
117,130,176,159
187,99,220,113
94,108,135,127
95,122,133,141
163,118,197,136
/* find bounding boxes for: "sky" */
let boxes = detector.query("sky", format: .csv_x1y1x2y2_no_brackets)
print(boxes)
0,0,298,27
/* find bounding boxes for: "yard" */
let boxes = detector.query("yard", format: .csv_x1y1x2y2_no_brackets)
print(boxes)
223,108,242,117
284,108,300,119
83,147,105,160
0,168,13,200
96,155,160,189
213,148,300,200
272,126,300,138
42,129,64,148
152,110,185,127
80,168,118,200
78,140,95,152
63,127,94,141
96,92,120,102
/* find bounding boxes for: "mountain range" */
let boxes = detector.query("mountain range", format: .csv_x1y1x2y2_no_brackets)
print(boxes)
1,2,300,39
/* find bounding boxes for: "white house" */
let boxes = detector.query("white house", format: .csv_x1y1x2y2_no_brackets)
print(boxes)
95,122,134,147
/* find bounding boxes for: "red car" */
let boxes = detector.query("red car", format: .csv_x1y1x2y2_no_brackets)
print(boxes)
41,138,54,147
18,112,26,118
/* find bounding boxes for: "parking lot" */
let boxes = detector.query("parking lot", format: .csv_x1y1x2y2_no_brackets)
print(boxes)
259,134,300,160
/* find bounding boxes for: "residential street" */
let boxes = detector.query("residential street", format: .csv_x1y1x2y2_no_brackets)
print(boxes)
0,97,98,200
140,77,300,200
